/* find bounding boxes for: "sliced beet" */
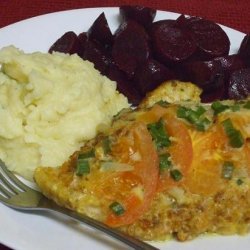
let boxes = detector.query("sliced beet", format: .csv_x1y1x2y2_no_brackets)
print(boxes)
112,20,150,79
108,65,143,105
183,60,224,92
187,19,230,60
201,84,225,102
87,12,113,46
238,34,250,66
49,31,81,55
82,39,112,75
78,32,88,56
175,14,202,29
134,59,175,95
151,23,197,65
149,19,176,36
214,54,246,75
228,68,250,99
119,5,156,28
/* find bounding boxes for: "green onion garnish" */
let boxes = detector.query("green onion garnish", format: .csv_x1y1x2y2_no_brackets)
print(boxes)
76,159,90,176
170,169,183,181
195,106,206,116
159,153,172,172
102,137,111,154
211,101,229,115
221,161,235,179
222,118,244,148
78,149,95,159
109,201,125,216
176,106,188,119
243,101,250,109
230,104,241,112
195,117,211,131
177,106,210,131
147,118,171,149
237,179,244,185
156,100,169,107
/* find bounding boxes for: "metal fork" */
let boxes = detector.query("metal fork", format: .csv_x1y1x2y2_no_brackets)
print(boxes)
0,160,159,250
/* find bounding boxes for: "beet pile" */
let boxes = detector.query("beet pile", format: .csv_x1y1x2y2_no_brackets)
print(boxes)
49,5,250,105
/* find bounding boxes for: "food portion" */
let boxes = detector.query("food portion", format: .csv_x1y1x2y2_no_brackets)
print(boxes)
34,81,250,241
0,46,129,180
1,4,250,245
49,6,250,104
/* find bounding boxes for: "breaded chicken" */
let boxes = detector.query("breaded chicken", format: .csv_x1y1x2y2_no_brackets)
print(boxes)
34,82,250,241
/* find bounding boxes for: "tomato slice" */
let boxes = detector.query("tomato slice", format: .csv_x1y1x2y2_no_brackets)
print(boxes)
157,110,193,191
138,104,193,191
184,126,227,196
104,122,159,227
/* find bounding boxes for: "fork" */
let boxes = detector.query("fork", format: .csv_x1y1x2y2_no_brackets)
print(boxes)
0,160,159,250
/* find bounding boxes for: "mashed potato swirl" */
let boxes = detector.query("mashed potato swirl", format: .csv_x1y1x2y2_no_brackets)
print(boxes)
0,46,129,180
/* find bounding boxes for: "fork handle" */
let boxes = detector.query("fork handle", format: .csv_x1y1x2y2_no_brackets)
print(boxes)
45,204,159,250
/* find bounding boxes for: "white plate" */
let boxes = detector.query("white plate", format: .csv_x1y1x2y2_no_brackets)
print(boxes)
0,7,249,250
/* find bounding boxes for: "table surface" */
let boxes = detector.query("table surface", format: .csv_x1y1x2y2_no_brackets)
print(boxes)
0,0,249,250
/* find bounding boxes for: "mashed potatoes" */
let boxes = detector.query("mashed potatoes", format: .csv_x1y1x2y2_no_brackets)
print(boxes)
0,46,129,180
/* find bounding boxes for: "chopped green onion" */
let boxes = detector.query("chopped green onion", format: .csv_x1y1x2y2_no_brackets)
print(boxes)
76,159,90,176
156,100,169,107
147,118,171,149
243,101,250,109
222,118,244,148
102,137,111,154
170,169,183,181
109,201,125,216
230,104,241,112
195,106,206,116
237,179,244,185
211,101,229,115
177,106,210,131
221,161,235,179
187,109,200,124
159,153,172,171
78,149,95,159
176,106,188,119
195,117,211,131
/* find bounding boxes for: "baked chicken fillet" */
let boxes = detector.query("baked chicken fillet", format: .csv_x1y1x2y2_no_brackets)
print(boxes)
34,82,250,241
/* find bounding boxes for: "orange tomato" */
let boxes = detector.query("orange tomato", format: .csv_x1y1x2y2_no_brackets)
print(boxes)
139,104,193,191
104,122,159,227
157,111,193,191
184,126,227,196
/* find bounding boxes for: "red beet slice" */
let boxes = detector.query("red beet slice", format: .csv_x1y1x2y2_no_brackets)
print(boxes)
183,60,224,92
119,5,156,28
112,20,150,79
213,55,246,98
238,34,250,66
149,19,176,36
82,39,112,75
187,19,230,60
134,59,175,95
201,84,225,102
228,68,250,99
87,12,113,46
151,23,197,65
214,55,246,75
78,32,88,56
49,31,81,55
108,65,143,105
175,14,202,29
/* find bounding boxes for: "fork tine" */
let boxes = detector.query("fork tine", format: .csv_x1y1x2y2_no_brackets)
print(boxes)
0,172,19,194
0,160,30,191
0,183,12,198
0,193,8,202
